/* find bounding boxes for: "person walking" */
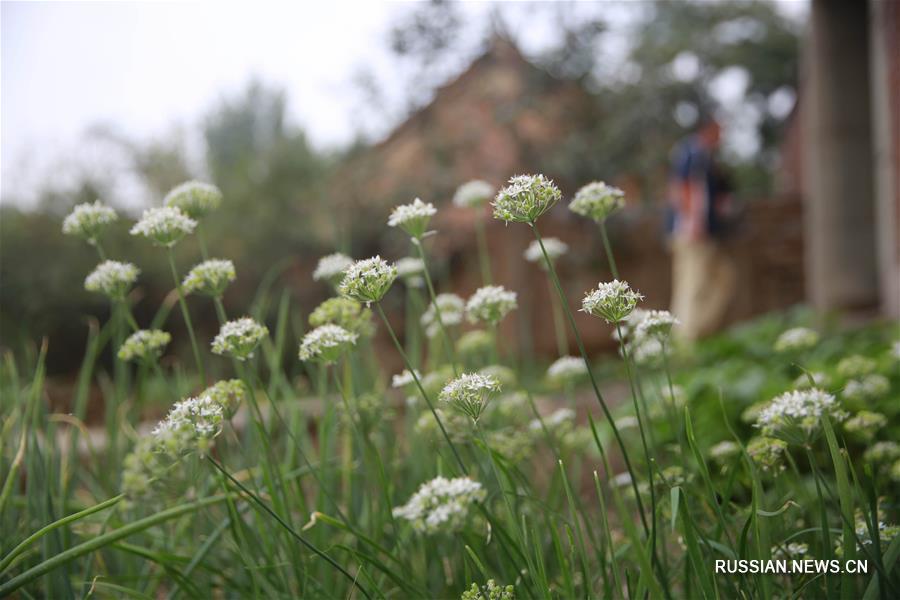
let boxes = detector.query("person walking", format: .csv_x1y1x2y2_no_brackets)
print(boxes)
667,116,738,341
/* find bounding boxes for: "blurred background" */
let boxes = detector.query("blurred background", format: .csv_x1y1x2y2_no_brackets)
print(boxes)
1,0,897,378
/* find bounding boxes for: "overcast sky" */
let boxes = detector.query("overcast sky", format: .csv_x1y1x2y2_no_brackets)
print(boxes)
1,1,808,207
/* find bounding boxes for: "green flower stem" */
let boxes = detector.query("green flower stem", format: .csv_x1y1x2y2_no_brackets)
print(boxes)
615,321,660,572
548,277,569,356
412,239,459,375
599,221,619,279
0,494,233,596
207,457,372,600
196,223,210,261
806,447,833,564
473,422,536,590
529,222,649,535
375,302,467,475
332,367,397,532
474,216,493,285
0,494,124,575
167,248,206,384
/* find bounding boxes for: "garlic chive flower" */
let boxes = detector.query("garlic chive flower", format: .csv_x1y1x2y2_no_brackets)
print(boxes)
635,309,679,340
309,297,374,337
546,356,588,386
774,327,819,353
844,410,887,441
864,441,900,464
569,181,625,223
456,329,494,358
130,206,197,247
755,388,846,445
581,280,643,323
395,257,425,288
793,371,829,389
466,285,518,325
529,407,576,433
298,324,358,364
746,436,788,473
421,293,465,337
201,379,247,418
440,372,501,423
392,476,486,534
163,181,223,219
391,368,421,389
153,395,224,456
85,260,140,299
478,365,517,389
453,180,494,208
492,174,561,224
843,374,890,402
312,252,353,286
118,329,171,362
182,259,236,297
709,440,740,463
62,201,118,244
836,355,877,379
773,543,809,559
461,580,515,600
524,237,568,265
338,256,397,305
388,197,437,239
211,317,268,361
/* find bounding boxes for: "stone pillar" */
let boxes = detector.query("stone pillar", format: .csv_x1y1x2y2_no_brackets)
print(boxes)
802,0,878,310
869,0,900,318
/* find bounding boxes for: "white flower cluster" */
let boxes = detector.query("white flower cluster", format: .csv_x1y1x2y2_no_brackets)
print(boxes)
461,580,514,600
746,436,788,473
118,329,171,362
793,371,829,389
440,372,501,422
774,327,819,353
456,329,494,358
308,297,373,337
864,441,900,464
201,379,247,418
581,280,643,324
843,374,889,402
163,181,223,219
492,174,561,224
836,355,877,379
211,317,268,361
339,256,397,305
182,259,236,297
466,285,518,325
569,181,625,223
453,180,494,208
62,201,118,243
421,293,465,338
388,198,437,238
635,309,679,340
391,369,421,389
85,260,140,298
772,543,809,559
153,395,225,457
524,237,568,265
395,257,425,287
313,252,353,285
546,356,588,385
529,407,575,432
844,410,887,441
298,324,358,364
130,206,197,247
709,440,740,463
755,388,845,445
392,476,486,534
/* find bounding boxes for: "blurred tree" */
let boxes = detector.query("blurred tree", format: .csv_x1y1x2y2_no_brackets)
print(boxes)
570,0,801,199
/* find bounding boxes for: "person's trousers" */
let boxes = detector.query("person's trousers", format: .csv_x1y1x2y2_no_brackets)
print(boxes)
670,237,737,341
